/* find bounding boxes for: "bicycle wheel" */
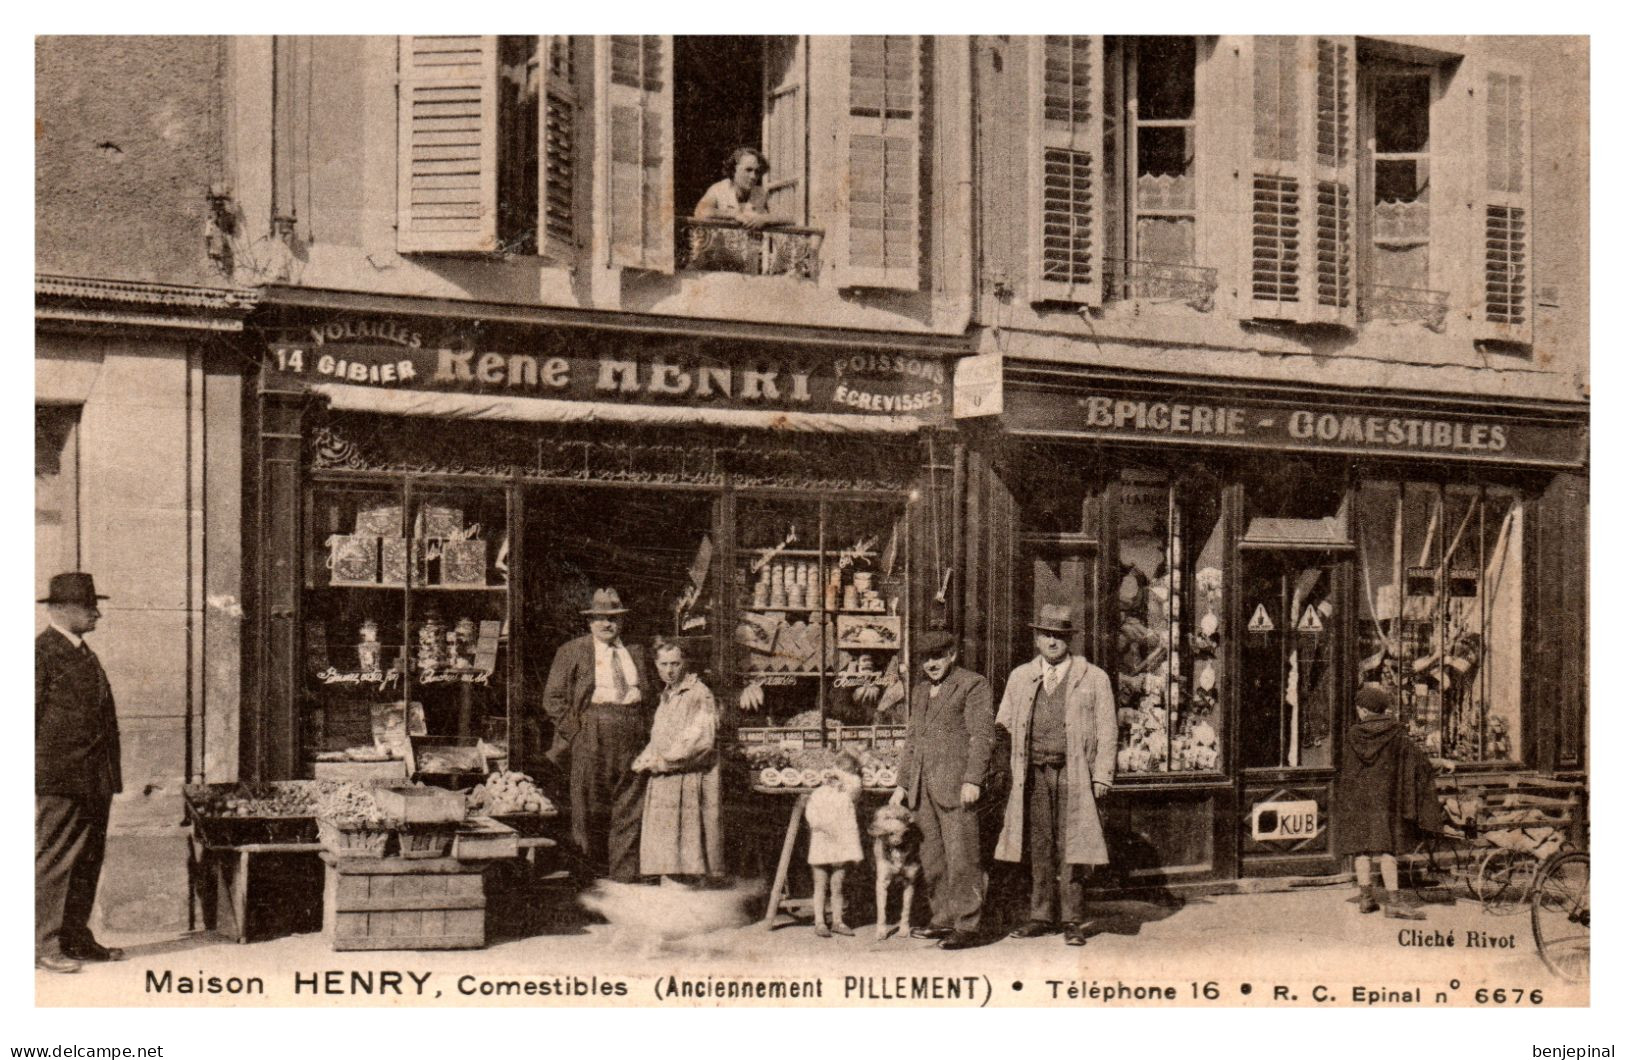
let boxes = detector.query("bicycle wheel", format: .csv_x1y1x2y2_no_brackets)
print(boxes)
1531,851,1589,983
1475,848,1539,914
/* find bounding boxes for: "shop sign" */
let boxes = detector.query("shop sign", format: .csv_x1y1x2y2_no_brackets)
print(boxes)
953,353,1003,418
266,324,951,423
1250,799,1321,842
1008,385,1586,468
1247,604,1275,633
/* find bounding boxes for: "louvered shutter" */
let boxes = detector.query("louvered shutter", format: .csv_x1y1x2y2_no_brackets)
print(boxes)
599,35,674,273
837,35,921,289
1244,36,1305,320
397,36,500,254
762,36,809,225
1027,35,1105,306
536,36,578,262
1308,36,1356,326
1475,64,1532,344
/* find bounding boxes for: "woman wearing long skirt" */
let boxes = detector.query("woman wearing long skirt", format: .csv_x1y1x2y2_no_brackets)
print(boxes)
632,638,723,881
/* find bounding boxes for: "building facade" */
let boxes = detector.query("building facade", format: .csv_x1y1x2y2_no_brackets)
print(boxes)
36,35,1588,929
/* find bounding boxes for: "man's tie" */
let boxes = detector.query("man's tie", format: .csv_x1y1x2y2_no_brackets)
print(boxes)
1043,667,1058,694
610,647,630,702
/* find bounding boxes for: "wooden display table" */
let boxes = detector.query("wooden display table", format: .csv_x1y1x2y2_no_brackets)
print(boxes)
322,853,487,951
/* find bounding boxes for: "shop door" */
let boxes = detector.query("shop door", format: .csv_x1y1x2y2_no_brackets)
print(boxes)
1236,548,1350,877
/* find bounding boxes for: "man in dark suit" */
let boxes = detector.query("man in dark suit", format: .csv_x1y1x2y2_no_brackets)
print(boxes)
891,630,996,949
36,572,125,973
542,588,651,882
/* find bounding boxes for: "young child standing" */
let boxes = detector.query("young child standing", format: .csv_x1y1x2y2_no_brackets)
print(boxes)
804,751,864,937
1333,684,1452,919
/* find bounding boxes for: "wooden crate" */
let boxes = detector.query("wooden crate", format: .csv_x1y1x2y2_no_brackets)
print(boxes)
321,855,486,950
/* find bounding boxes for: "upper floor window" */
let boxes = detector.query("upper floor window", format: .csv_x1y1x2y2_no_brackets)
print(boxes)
1027,36,1217,312
1359,59,1444,328
395,35,928,290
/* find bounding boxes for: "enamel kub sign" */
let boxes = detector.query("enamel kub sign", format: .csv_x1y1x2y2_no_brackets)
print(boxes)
1250,799,1320,842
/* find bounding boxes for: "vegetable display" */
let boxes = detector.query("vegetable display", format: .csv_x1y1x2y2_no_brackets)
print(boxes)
465,771,556,816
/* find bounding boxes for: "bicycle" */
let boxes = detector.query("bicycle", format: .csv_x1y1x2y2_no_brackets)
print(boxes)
1530,849,1589,983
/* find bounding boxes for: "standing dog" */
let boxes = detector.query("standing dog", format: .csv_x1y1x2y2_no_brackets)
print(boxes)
868,804,921,941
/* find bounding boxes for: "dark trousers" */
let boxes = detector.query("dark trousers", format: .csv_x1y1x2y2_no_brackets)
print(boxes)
570,704,647,882
1027,763,1087,924
918,786,984,934
36,794,111,956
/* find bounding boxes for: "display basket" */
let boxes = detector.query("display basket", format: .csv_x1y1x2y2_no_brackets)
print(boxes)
317,817,392,859
184,782,320,847
396,826,456,859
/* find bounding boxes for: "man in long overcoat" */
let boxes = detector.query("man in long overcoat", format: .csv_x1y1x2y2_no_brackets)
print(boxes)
994,605,1117,946
891,630,996,950
542,587,651,882
36,572,125,973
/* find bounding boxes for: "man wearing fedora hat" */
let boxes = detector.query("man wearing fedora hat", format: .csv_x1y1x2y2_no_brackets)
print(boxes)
543,587,652,881
890,630,996,950
993,604,1117,946
36,572,124,973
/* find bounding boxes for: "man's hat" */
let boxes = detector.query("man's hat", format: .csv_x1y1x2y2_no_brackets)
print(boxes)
1030,604,1077,636
914,629,958,659
1355,684,1394,715
39,572,109,607
580,587,629,616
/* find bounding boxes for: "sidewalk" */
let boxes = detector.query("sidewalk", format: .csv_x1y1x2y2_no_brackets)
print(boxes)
37,881,1586,1008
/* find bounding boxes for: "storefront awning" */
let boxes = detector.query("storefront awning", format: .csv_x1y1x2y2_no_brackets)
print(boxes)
310,383,930,434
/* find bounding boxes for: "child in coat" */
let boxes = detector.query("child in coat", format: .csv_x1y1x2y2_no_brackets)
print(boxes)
804,751,864,937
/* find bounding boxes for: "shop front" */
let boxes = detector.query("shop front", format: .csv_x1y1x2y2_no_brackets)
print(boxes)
955,361,1587,889
232,303,961,935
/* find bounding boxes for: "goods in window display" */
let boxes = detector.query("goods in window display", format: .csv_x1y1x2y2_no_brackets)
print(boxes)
356,620,382,671
380,537,412,586
836,614,900,649
354,504,402,537
442,535,487,586
420,504,464,540
416,616,447,670
327,534,378,585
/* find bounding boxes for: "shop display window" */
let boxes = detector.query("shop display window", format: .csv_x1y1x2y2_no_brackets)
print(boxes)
1355,481,1523,762
1113,470,1225,775
733,496,910,734
302,480,512,777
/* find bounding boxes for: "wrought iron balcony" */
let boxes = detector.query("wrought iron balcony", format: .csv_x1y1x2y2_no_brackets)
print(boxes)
1105,258,1218,312
1360,284,1450,332
677,218,824,279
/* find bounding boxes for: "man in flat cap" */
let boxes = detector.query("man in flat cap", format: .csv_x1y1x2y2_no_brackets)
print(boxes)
36,572,124,973
891,630,996,949
994,604,1117,946
543,587,651,881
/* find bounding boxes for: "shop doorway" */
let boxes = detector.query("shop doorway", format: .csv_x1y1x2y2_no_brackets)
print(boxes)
520,485,721,760
1236,546,1351,877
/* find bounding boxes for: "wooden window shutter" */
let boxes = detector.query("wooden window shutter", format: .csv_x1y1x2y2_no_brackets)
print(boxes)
598,35,675,273
1244,35,1304,320
1026,35,1105,306
837,35,921,289
762,36,809,225
1308,36,1356,326
536,36,579,262
1476,64,1532,344
397,35,500,254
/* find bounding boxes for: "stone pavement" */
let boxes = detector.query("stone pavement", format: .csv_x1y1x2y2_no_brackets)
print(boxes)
36,877,1586,1008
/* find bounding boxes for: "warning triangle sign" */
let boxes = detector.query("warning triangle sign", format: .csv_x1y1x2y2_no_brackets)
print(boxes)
1297,606,1325,633
1247,604,1275,633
